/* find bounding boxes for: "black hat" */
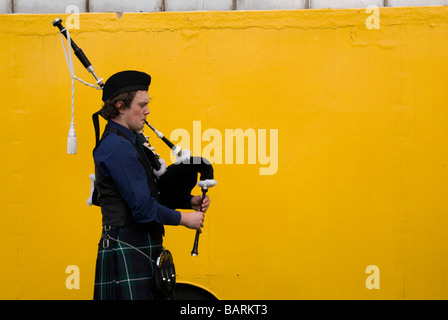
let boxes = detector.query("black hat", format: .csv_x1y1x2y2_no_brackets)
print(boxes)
102,70,151,102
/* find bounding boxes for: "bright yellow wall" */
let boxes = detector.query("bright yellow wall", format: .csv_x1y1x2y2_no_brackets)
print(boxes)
1,7,448,299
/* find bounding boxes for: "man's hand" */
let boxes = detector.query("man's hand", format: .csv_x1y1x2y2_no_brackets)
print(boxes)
180,211,204,232
191,195,210,213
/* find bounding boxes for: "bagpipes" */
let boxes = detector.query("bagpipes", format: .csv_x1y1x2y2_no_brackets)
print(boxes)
52,18,217,257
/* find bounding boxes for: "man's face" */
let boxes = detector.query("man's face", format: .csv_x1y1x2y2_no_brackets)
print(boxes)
123,90,150,132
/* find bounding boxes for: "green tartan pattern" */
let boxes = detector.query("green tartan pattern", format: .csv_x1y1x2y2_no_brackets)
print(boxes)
93,227,164,300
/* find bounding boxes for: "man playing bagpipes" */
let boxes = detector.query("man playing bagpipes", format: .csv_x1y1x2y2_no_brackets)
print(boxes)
51,17,217,300
92,70,209,300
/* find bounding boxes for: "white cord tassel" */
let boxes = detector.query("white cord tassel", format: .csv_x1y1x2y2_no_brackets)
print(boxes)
60,28,77,154
67,122,77,154
59,27,102,155
86,174,95,206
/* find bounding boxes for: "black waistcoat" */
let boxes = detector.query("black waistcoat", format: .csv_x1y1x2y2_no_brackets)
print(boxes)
93,123,164,236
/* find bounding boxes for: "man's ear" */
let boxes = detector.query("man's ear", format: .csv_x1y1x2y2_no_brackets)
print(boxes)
115,101,125,114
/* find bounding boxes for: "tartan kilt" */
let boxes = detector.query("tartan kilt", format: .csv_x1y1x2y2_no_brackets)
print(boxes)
93,226,164,300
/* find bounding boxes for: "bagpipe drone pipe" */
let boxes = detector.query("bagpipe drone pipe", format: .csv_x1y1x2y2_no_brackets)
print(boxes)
52,18,216,256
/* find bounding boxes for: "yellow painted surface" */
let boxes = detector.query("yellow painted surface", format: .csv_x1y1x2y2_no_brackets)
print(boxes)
1,7,448,299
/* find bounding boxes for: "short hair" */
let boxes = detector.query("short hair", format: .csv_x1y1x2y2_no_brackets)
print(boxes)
100,91,137,121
